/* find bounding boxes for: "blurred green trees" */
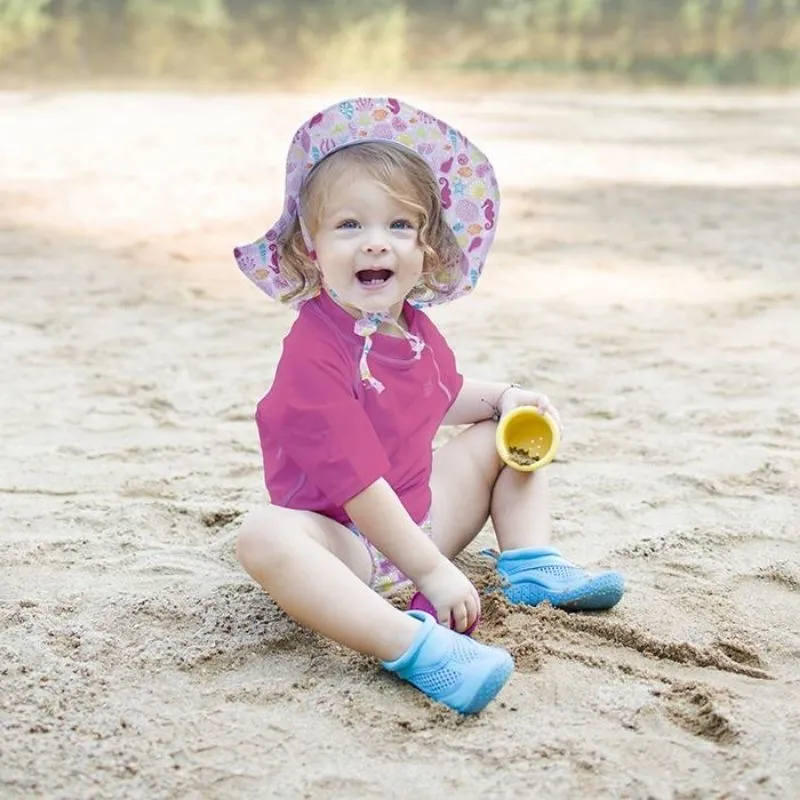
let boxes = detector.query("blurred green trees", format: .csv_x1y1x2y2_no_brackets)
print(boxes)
1,0,799,85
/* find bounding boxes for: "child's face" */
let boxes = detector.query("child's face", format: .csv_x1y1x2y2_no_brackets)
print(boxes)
311,173,425,320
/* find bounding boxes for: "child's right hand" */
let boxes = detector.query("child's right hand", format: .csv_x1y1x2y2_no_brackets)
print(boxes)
414,558,481,634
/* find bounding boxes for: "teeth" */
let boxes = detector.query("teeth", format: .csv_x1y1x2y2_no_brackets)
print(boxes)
357,269,393,286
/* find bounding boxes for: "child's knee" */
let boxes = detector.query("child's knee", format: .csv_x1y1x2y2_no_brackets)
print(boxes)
467,419,503,476
236,506,320,575
470,418,497,433
470,419,498,446
235,507,278,568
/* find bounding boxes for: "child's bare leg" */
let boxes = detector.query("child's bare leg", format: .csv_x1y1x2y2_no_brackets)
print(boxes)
237,502,516,714
490,466,551,551
236,505,420,661
430,420,551,555
431,420,624,610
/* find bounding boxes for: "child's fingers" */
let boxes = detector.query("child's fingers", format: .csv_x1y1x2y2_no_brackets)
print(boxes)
533,394,550,414
452,603,469,633
469,588,481,623
451,594,478,634
474,590,482,619
535,394,563,433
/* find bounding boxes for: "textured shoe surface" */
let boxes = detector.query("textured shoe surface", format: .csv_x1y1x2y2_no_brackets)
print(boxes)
382,611,513,714
497,547,625,611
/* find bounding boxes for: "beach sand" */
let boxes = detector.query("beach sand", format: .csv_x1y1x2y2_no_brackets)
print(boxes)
1,89,799,799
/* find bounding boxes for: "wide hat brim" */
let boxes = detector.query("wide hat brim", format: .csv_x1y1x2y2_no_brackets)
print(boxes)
234,97,500,308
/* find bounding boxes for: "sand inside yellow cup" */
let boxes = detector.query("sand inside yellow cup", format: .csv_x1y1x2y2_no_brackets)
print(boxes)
496,406,560,472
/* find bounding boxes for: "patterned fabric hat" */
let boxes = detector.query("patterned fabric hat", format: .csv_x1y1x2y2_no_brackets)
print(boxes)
234,96,500,310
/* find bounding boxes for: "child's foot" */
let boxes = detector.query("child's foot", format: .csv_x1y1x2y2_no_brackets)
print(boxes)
381,611,513,714
491,547,625,611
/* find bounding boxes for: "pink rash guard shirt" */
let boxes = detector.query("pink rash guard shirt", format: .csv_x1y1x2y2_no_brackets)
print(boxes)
255,290,464,526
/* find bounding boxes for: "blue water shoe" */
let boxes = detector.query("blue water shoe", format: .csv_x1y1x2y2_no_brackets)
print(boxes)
382,611,513,714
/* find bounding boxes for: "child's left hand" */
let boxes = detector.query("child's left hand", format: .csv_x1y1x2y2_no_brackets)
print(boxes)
498,386,563,435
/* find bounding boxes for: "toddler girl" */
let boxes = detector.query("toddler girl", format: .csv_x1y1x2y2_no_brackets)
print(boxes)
233,97,624,715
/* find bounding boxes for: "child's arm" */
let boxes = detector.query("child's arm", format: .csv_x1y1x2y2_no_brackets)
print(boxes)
344,478,442,577
443,378,563,431
344,478,480,630
442,378,516,426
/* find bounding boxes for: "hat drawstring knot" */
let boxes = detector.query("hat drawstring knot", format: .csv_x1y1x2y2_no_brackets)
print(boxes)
353,313,425,393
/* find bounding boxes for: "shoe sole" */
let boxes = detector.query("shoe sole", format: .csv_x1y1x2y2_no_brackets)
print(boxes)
459,655,514,715
506,572,625,611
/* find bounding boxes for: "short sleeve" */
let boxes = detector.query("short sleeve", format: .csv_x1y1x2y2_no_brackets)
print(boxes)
257,336,391,508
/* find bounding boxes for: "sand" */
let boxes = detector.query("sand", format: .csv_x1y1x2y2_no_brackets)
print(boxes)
1,88,799,799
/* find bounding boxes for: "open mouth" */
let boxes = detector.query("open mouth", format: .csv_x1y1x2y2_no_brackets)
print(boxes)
356,268,394,287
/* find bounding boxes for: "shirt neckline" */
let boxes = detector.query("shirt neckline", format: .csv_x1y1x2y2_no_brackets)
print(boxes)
312,290,420,360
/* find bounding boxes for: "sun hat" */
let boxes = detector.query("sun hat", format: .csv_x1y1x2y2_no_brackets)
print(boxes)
233,96,500,392
234,96,500,309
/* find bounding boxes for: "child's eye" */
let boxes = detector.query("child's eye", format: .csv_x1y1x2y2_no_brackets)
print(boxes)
390,219,415,230
336,219,360,229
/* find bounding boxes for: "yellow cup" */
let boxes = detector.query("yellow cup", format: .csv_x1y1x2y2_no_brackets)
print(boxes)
496,406,561,472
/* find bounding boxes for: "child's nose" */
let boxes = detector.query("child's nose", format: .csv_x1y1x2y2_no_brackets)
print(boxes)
363,241,390,254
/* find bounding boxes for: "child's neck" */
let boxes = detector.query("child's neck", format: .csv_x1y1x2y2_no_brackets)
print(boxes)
377,312,409,337
325,290,408,336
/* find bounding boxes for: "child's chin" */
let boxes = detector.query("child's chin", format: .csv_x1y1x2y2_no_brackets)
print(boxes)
359,297,393,311
352,291,399,314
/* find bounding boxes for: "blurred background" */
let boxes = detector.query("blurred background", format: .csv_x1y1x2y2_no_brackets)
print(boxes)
2,0,800,88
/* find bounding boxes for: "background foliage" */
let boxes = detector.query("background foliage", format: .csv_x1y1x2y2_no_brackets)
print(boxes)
2,0,799,85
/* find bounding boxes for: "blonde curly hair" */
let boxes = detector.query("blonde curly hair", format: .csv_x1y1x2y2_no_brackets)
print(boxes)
278,142,464,306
